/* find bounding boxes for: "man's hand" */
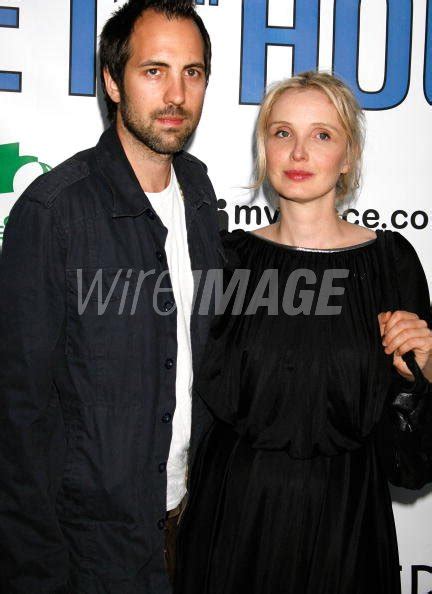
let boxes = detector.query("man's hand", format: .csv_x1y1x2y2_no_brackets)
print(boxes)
378,310,432,381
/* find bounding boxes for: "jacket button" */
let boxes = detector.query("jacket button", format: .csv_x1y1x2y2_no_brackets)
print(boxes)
163,301,174,312
162,412,172,424
159,462,167,473
146,208,155,220
157,518,165,530
165,358,174,370
156,251,164,262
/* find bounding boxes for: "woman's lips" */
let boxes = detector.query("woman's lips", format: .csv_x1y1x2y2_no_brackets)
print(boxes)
284,170,314,181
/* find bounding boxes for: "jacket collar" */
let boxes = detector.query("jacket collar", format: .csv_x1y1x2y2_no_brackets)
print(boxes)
94,125,210,218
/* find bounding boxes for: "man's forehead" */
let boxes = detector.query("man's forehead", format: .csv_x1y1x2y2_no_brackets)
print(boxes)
131,9,202,43
127,9,205,62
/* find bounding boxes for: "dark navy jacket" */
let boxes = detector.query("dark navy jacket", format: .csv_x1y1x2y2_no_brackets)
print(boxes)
0,127,223,593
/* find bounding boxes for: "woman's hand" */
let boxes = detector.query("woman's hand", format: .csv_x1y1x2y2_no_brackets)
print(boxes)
378,310,432,381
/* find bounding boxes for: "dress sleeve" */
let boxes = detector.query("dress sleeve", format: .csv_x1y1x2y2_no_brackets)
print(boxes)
379,232,432,489
391,231,431,325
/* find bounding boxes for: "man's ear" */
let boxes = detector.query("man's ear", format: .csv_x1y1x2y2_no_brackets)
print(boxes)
103,67,121,104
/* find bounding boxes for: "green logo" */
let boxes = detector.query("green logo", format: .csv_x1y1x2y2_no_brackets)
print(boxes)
0,143,51,194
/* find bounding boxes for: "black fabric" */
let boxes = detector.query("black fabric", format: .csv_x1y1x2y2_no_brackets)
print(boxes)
175,229,431,594
0,126,222,594
376,230,432,489
381,351,432,490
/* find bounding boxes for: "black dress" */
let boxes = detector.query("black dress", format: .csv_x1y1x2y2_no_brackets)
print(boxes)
175,229,431,594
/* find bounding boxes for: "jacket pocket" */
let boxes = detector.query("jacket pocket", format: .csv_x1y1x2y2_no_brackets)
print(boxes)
58,403,145,523
65,268,144,405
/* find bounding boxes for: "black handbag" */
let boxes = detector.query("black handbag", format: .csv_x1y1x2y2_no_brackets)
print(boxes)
386,351,432,489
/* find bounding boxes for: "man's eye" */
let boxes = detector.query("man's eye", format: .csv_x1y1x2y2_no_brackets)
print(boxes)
186,68,200,77
317,131,330,140
276,130,290,138
146,68,160,76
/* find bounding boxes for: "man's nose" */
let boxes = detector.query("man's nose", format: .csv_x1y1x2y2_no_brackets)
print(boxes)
164,74,186,107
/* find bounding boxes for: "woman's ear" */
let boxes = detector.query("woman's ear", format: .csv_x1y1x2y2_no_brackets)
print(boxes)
341,149,351,174
341,161,350,174
340,147,352,175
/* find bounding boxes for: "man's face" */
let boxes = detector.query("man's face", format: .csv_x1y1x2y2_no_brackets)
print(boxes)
106,9,207,155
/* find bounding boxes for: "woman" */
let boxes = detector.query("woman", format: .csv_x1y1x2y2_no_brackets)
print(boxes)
175,72,432,594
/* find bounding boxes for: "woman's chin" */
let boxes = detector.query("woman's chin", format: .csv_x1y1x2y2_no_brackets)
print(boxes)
274,182,339,204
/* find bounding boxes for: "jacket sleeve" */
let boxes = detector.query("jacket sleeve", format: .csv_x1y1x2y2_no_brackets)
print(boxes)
0,194,69,592
379,232,432,489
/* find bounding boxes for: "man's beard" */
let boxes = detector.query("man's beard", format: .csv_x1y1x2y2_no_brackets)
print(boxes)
120,94,199,155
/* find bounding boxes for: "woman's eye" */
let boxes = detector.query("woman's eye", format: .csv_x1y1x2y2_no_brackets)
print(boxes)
317,131,330,141
276,130,290,138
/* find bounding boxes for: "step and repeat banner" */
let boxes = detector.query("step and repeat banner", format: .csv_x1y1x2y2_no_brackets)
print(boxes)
0,0,431,591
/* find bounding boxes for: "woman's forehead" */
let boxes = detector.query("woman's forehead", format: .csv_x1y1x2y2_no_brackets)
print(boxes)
269,88,343,127
271,88,335,113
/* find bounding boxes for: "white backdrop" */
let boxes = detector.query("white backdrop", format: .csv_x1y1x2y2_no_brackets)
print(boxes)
0,1,431,591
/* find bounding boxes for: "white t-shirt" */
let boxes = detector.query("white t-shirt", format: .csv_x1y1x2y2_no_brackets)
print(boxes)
146,166,194,511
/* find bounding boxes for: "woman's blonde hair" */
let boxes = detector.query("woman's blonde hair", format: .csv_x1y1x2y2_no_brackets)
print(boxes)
254,71,365,200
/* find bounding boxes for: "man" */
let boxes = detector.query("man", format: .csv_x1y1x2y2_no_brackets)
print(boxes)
0,1,222,592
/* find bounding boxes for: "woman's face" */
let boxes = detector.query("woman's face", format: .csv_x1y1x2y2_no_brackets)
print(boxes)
265,88,350,203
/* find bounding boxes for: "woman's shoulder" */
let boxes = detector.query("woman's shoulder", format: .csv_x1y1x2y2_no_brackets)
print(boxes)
339,221,377,244
378,229,420,263
219,228,247,245
219,229,250,268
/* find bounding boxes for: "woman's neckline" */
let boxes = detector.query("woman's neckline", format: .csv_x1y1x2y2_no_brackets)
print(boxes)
245,229,379,253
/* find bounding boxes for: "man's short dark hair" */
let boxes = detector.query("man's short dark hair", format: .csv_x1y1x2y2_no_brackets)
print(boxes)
99,0,212,122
